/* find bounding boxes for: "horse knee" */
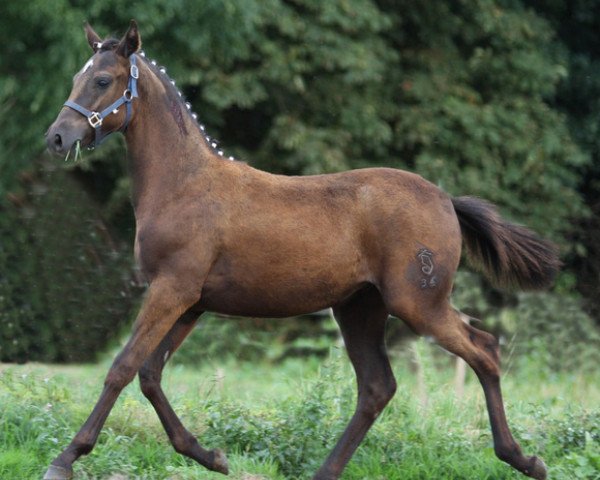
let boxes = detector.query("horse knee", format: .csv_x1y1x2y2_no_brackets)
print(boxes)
138,367,161,398
104,362,137,391
360,378,396,417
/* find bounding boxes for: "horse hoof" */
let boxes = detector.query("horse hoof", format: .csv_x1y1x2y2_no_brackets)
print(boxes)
525,456,547,480
212,448,229,475
43,464,73,480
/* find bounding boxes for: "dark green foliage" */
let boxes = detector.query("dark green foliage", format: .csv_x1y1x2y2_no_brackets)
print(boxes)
0,0,588,241
451,271,600,374
0,163,137,362
523,0,600,322
540,410,600,479
507,292,600,374
204,358,354,477
0,0,599,361
379,1,587,241
0,1,89,195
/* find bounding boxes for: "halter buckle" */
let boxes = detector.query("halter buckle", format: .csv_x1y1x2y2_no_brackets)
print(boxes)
87,112,102,128
130,64,139,79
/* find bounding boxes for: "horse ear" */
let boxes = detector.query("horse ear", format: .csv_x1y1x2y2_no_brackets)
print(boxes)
116,19,141,58
84,23,102,52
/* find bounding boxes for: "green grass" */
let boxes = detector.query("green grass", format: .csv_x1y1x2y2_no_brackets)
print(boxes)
1,343,599,479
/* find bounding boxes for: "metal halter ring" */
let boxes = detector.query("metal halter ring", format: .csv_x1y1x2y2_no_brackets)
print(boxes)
123,89,133,102
87,112,103,128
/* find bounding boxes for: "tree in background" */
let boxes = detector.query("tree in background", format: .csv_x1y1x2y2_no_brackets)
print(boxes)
524,0,600,319
0,163,137,362
2,0,589,237
0,0,598,361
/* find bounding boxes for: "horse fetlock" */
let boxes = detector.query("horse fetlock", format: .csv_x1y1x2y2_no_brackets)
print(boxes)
43,464,73,480
172,432,198,456
493,442,548,479
494,441,522,464
312,469,339,480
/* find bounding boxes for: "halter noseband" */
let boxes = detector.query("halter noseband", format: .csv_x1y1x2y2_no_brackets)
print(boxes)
64,54,139,149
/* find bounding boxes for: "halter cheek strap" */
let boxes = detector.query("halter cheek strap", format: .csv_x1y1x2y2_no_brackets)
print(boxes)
64,54,139,149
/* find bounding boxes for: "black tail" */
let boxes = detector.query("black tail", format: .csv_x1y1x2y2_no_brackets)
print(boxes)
451,196,561,291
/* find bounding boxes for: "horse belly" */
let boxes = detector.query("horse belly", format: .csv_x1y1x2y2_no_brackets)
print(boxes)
199,245,369,317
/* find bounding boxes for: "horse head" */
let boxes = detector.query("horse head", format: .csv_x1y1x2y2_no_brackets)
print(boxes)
46,20,141,155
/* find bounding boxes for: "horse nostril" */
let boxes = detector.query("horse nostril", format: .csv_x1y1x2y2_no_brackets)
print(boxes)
54,134,63,148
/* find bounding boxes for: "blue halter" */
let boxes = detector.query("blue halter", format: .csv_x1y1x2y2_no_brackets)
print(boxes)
64,54,139,149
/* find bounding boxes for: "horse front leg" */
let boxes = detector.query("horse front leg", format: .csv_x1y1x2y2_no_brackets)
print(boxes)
43,278,200,480
138,311,229,474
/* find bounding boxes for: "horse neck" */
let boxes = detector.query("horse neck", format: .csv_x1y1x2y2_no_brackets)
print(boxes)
124,59,216,216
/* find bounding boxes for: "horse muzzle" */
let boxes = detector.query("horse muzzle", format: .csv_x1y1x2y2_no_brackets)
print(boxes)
45,117,88,156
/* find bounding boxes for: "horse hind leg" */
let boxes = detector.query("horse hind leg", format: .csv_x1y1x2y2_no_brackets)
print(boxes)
138,310,228,474
393,302,547,480
314,285,396,480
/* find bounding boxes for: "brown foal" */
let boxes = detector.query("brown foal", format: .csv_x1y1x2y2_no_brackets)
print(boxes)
44,21,557,480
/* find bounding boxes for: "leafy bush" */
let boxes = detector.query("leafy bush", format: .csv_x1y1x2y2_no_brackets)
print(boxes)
1,0,598,361
540,410,600,480
508,293,600,374
204,356,354,477
0,163,137,362
450,270,600,374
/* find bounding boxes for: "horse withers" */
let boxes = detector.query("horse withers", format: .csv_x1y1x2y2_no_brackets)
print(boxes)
43,20,557,480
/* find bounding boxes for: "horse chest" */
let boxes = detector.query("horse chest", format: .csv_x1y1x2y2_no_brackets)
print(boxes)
134,227,170,278
133,219,211,280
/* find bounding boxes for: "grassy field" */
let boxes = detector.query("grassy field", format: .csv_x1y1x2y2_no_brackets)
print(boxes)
1,342,599,479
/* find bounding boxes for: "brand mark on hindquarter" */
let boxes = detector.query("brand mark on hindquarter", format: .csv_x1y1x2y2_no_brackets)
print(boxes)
417,248,437,289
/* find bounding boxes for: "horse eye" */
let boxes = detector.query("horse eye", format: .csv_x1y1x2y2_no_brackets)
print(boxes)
96,78,111,88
